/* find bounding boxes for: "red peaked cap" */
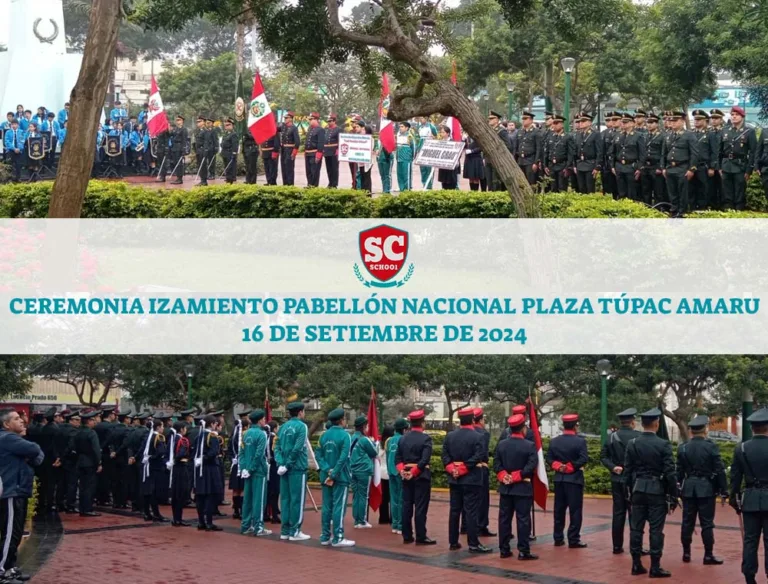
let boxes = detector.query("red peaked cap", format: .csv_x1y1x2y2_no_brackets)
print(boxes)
408,409,425,421
562,414,579,423
507,414,526,427
458,407,475,417
512,405,527,415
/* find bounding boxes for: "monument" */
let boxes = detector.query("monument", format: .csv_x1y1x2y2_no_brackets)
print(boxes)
0,0,82,115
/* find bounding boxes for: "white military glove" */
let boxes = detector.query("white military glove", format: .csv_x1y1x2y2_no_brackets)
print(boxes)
142,456,149,465
240,469,251,479
277,465,288,476
166,461,174,471
232,457,238,467
194,458,202,468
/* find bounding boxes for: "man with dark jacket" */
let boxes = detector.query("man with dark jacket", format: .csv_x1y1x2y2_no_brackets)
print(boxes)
546,413,589,548
494,413,538,560
0,408,44,583
36,407,61,514
442,407,491,554
107,410,132,508
57,410,81,513
75,411,102,517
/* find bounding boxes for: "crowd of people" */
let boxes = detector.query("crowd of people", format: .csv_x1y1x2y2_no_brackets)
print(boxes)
2,399,768,583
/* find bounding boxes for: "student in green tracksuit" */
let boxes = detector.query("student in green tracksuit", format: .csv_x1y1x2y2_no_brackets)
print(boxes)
275,401,310,541
417,117,438,189
396,122,415,192
350,415,378,528
240,409,270,536
376,136,394,194
387,418,409,534
316,408,354,547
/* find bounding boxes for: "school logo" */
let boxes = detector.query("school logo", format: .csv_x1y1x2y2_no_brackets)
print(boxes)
235,97,246,122
354,224,414,288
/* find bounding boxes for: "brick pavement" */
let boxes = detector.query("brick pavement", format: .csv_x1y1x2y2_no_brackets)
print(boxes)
21,491,742,584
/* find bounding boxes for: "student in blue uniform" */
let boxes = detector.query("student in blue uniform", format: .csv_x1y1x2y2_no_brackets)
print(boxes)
57,103,69,126
110,101,127,124
546,413,589,548
4,119,24,181
194,414,224,531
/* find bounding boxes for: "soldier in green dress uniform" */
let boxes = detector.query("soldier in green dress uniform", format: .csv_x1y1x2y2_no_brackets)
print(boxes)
662,111,699,218
396,122,415,192
719,106,757,210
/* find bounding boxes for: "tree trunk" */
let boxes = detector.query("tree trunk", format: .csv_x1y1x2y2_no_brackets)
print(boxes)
235,21,246,75
544,61,555,113
48,0,121,218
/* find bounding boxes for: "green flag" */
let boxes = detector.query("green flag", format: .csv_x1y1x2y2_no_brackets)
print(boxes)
234,71,248,137
656,404,670,441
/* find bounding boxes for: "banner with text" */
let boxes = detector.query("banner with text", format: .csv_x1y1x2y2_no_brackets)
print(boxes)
414,139,464,169
337,133,373,164
0,219,766,354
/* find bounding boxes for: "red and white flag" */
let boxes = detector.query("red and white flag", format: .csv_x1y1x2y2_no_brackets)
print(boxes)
367,387,383,512
444,62,462,140
379,73,396,153
528,398,549,510
248,71,278,143
146,76,169,138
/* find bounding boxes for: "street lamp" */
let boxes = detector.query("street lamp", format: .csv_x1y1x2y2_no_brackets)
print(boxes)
596,358,612,446
483,93,490,117
183,363,195,410
506,82,515,121
561,57,576,130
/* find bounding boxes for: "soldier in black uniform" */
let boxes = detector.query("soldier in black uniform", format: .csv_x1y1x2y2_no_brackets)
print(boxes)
546,413,589,548
107,410,131,509
76,411,103,517
691,110,718,211
94,405,116,505
58,410,81,513
624,407,678,578
442,407,492,554
474,408,494,537
600,408,646,555
543,114,570,193
265,419,281,523
37,407,61,514
205,116,219,180
279,112,301,186
634,110,648,134
139,419,170,522
169,115,188,185
494,413,538,560
193,115,209,186
324,114,341,187
602,112,620,199
516,111,542,186
484,110,512,191
709,109,725,209
260,130,279,186
220,117,239,184
129,413,151,512
730,407,768,584
677,414,726,565
304,112,325,187
242,129,259,184
612,113,645,201
662,110,699,218
641,113,666,206
395,409,436,545
719,106,757,210
571,112,602,193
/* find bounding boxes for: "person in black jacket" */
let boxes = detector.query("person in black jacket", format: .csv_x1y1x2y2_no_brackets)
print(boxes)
128,413,151,512
323,114,340,187
395,409,435,545
194,414,224,531
219,118,239,184
265,420,281,523
75,411,102,517
304,112,325,187
546,413,589,548
170,421,192,527
94,406,116,506
442,407,491,554
677,414,726,565
624,407,678,578
107,410,132,509
139,419,169,522
494,413,538,560
35,407,60,514
279,112,300,186
473,408,494,537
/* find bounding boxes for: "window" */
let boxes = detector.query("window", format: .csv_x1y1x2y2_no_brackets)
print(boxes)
130,73,136,81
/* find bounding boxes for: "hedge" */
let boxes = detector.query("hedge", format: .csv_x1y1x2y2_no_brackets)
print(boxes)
0,181,766,219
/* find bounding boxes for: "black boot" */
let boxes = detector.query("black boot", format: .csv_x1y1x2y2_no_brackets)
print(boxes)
649,557,671,578
703,553,723,565
232,496,242,520
682,546,691,563
631,556,647,576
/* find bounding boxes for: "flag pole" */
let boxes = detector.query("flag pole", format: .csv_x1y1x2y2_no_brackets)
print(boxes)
528,390,537,540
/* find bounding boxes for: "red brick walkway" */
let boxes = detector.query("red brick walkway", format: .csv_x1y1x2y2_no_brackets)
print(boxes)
22,491,742,584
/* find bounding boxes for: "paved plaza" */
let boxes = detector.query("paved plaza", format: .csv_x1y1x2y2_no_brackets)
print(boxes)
19,491,743,584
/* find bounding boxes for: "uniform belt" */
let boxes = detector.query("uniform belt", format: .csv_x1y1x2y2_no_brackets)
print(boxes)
262,147,273,151
404,463,429,469
646,159,659,165
305,149,317,153
178,458,189,463
728,153,745,159
621,159,637,164
325,143,338,147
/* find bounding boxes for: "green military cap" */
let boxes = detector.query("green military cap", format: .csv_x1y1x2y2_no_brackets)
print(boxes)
81,411,99,420
207,409,224,416
710,109,725,118
155,413,172,421
647,112,660,123
249,409,265,423
747,407,768,424
354,415,368,428
670,110,686,119
620,112,634,122
617,408,637,419
634,109,647,119
136,412,151,421
520,110,534,119
551,114,566,123
394,418,409,431
327,408,345,422
100,405,116,414
640,407,662,421
287,401,305,413
237,409,252,418
692,109,709,120
180,408,197,417
688,414,709,429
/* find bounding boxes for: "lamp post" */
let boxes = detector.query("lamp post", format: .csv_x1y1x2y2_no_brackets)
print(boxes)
184,364,195,410
561,57,576,129
596,359,612,446
743,386,754,441
506,82,514,121
483,93,490,117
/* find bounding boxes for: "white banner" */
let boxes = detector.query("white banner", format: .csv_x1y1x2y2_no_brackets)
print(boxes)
337,133,372,164
0,219,766,354
414,139,463,169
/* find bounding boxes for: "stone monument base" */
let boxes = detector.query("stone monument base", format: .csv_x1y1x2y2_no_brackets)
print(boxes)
0,51,82,115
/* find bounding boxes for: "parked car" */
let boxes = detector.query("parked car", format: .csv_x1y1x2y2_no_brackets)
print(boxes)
708,430,739,442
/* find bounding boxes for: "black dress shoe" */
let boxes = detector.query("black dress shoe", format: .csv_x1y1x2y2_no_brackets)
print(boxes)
213,512,228,518
479,529,497,537
641,549,650,556
403,537,415,544
415,538,437,545
631,561,647,575
153,516,170,523
80,512,101,517
554,540,565,547
156,178,166,183
519,552,538,561
500,551,513,559
682,551,691,563
170,179,183,185
232,512,241,520
649,567,671,578
703,555,723,565
143,515,154,522
613,547,624,554
569,542,588,549
449,543,462,551
468,544,493,554
207,525,223,532
197,524,207,530
171,521,181,527
178,521,191,527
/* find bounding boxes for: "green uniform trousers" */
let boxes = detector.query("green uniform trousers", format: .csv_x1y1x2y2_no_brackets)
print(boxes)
351,473,371,525
420,164,433,189
396,162,412,192
280,472,306,537
241,475,267,534
390,475,403,531
378,154,393,193
320,482,349,544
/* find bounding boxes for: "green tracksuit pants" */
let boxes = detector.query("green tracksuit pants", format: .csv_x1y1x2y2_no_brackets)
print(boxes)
321,482,349,544
390,475,403,531
280,472,306,537
351,473,371,525
420,164,433,189
241,475,267,534
396,162,412,192
378,154,393,193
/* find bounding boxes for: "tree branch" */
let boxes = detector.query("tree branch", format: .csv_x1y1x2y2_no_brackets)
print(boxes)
326,0,388,47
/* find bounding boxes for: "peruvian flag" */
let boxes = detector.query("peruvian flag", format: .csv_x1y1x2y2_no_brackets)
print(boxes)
379,73,396,153
443,62,462,140
146,76,169,138
367,387,383,512
264,387,272,423
248,71,278,143
528,398,549,510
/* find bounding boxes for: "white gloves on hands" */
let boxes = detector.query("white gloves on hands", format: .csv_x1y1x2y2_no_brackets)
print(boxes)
240,470,251,479
166,461,174,471
142,456,149,465
277,465,288,476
